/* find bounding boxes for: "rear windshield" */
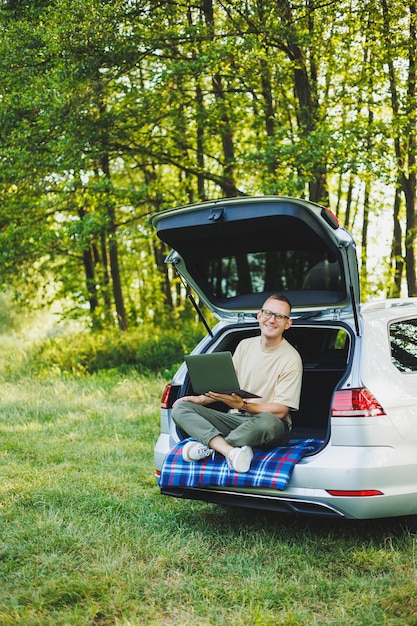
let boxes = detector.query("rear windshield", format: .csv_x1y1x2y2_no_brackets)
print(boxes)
194,250,344,307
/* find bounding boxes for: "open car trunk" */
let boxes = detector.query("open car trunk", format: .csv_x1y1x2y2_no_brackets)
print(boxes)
152,196,357,483
152,198,417,522
177,322,351,444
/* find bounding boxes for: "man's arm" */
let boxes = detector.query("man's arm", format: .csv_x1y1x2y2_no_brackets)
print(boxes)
204,392,290,419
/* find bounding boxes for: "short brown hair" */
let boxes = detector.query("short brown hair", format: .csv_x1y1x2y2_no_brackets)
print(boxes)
266,293,292,311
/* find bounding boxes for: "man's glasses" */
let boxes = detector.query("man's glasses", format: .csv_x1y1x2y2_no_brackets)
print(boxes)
260,309,290,321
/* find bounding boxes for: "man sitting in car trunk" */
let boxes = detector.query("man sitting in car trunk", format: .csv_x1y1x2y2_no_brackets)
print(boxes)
172,293,303,473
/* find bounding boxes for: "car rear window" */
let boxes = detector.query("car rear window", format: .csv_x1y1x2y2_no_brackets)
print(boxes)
196,251,343,299
390,318,417,372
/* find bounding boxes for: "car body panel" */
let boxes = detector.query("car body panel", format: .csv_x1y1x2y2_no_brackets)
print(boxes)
360,304,417,440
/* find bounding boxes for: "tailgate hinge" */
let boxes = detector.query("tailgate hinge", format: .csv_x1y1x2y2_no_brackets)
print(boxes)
330,308,341,321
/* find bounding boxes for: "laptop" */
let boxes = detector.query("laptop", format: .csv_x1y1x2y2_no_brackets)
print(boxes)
184,352,261,399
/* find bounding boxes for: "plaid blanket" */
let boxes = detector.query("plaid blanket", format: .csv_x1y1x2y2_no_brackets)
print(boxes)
159,438,323,491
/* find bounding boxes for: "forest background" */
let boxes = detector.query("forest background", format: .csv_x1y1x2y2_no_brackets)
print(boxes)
0,0,416,355
2,5,417,624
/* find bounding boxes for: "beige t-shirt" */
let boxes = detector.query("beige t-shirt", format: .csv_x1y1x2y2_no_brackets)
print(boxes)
233,336,303,426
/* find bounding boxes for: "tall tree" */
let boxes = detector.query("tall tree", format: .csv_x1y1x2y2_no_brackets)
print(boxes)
381,0,417,296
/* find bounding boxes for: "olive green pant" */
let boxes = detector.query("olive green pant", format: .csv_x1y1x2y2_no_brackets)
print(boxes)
172,401,289,450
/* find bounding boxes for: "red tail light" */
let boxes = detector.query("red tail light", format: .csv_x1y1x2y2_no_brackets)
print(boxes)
321,206,339,229
160,383,180,409
161,384,173,409
332,388,386,417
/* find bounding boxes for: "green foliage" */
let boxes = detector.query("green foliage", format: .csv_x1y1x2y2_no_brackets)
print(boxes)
31,326,205,377
0,0,416,323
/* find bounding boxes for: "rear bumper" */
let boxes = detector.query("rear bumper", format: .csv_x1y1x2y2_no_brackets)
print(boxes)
160,485,348,518
159,483,417,520
156,440,417,520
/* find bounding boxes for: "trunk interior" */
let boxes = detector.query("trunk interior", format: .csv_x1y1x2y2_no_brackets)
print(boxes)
180,323,351,443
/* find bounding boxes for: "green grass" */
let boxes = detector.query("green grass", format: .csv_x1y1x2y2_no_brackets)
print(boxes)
1,361,417,624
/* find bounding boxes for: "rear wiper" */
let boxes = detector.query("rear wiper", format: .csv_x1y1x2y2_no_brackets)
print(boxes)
295,311,323,321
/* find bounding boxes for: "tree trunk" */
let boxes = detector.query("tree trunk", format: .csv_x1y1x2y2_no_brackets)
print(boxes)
195,78,206,201
77,207,99,319
402,0,417,296
258,55,279,183
360,181,370,287
201,0,238,197
82,248,98,312
101,155,128,330
389,185,404,298
382,0,417,296
402,174,417,296
344,171,354,229
279,0,328,203
108,229,128,330
97,235,112,323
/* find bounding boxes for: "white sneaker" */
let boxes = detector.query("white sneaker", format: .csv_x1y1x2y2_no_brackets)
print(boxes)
182,441,212,462
226,446,253,473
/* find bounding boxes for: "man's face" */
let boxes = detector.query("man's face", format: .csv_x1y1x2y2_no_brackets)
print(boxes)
257,298,292,341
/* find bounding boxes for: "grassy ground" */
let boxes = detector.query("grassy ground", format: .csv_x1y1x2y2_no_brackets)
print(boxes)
1,347,417,625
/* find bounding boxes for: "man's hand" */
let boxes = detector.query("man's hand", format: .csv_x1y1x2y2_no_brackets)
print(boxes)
173,394,213,407
204,391,243,410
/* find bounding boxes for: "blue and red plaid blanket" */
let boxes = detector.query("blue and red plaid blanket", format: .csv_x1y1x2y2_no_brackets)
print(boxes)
159,438,323,491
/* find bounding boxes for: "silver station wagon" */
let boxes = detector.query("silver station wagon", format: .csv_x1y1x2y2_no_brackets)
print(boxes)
151,196,417,525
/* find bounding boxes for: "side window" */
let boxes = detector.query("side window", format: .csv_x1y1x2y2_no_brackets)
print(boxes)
390,319,417,372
